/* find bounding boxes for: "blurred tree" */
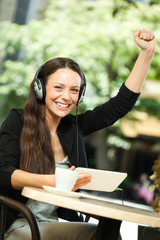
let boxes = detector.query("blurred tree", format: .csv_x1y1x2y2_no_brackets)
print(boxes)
0,0,160,168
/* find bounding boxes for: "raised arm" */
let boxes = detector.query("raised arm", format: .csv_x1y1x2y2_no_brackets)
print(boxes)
125,29,156,93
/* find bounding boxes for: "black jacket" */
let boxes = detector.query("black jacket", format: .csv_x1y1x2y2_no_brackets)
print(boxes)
0,83,140,229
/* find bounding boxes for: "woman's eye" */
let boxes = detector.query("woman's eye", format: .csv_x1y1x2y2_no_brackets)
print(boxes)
55,86,62,90
71,89,79,93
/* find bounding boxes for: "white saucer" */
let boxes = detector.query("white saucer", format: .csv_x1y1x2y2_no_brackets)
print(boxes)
42,186,116,202
42,186,82,198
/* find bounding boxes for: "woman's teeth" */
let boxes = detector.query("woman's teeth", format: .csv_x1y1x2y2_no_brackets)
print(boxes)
56,103,69,108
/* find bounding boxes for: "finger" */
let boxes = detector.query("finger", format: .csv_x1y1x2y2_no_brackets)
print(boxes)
74,174,92,186
134,29,141,39
134,29,142,44
72,179,91,191
139,29,155,41
134,29,141,36
139,28,146,39
149,33,155,40
78,173,92,181
79,173,92,177
72,173,92,191
143,32,152,41
69,166,76,171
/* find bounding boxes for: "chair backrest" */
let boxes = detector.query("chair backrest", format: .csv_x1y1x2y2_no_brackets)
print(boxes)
0,195,41,240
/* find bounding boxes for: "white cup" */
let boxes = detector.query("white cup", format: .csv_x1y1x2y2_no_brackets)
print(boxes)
55,168,78,192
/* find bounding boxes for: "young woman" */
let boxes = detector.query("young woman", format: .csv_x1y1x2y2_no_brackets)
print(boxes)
0,29,155,240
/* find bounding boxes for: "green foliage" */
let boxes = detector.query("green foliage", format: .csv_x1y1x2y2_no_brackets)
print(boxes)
136,98,160,119
0,0,160,124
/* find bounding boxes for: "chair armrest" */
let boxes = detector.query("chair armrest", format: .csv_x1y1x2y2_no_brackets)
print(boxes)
0,195,40,240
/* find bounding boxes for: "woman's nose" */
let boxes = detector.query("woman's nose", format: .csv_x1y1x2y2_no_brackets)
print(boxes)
62,90,70,100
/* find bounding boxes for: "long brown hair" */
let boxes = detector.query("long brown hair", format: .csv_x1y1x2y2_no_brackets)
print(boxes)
20,57,85,174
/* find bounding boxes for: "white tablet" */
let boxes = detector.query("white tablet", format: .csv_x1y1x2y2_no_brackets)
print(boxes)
74,167,127,192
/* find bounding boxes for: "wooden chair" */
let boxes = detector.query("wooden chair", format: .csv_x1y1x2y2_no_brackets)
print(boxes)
0,195,85,240
0,195,41,240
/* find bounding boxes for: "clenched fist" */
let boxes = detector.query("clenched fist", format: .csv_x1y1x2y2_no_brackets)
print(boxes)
134,29,155,53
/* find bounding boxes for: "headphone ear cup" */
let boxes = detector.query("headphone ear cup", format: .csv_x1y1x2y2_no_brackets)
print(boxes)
77,85,86,105
34,78,46,102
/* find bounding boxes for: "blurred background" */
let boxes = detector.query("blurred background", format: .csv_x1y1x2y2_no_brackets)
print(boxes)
1,0,160,207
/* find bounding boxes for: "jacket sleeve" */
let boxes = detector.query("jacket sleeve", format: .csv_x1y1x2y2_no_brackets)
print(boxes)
0,109,23,190
78,83,140,137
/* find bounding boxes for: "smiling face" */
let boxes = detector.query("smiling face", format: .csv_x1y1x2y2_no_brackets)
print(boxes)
45,68,81,122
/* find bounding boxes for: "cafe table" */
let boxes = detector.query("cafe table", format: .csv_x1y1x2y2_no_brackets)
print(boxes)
21,186,160,228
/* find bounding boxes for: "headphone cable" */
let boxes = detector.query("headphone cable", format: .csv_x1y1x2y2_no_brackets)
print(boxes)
76,105,79,167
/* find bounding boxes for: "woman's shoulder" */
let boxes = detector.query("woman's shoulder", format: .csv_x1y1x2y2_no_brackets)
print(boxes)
10,108,23,116
1,108,24,133
6,108,24,122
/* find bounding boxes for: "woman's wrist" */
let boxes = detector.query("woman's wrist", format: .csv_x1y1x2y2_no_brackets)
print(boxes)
136,49,155,69
140,45,155,58
41,174,56,188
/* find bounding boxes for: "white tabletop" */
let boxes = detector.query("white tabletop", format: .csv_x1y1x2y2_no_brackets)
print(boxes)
22,187,160,228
